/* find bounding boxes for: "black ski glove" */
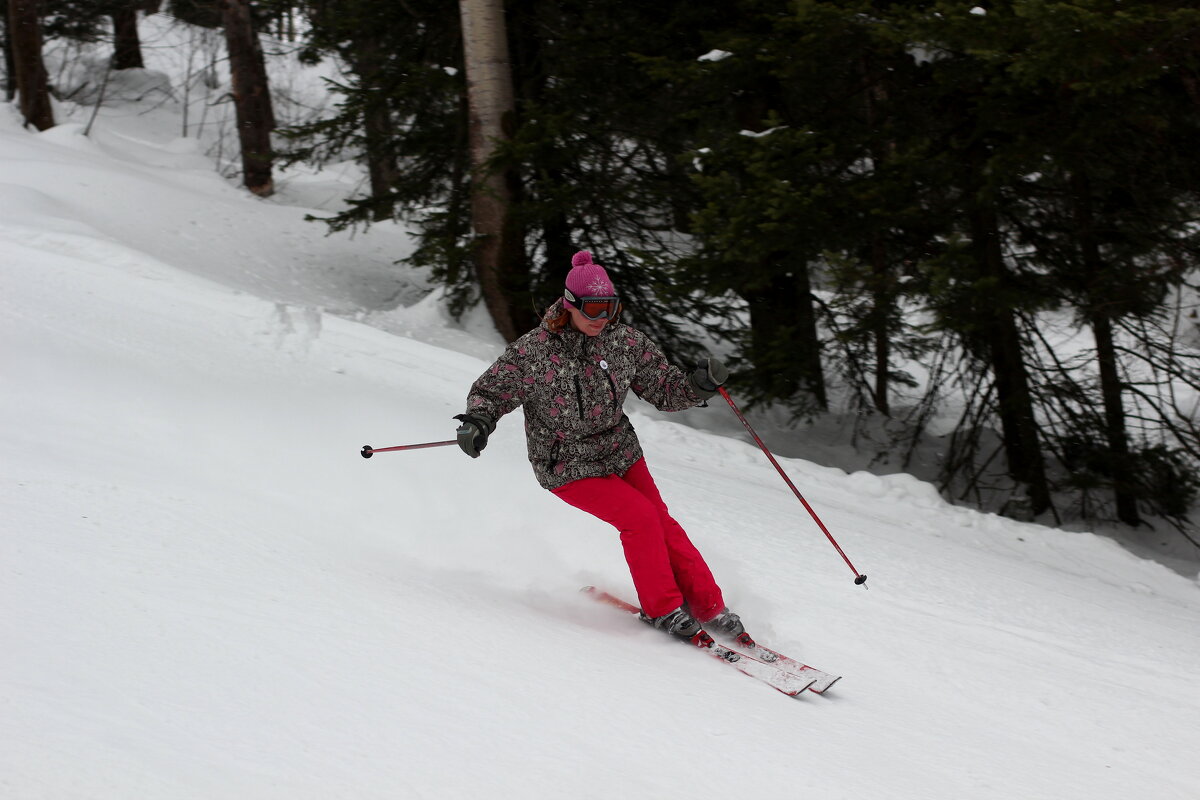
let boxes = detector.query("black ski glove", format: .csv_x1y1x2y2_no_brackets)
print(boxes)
688,357,729,400
453,413,495,458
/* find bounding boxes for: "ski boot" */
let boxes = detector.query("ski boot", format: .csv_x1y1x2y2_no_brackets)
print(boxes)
702,607,757,649
639,606,715,648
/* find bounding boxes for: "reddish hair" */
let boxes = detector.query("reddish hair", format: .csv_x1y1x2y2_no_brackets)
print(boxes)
545,305,571,332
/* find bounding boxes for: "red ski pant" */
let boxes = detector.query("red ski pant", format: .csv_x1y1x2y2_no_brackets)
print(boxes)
552,458,724,620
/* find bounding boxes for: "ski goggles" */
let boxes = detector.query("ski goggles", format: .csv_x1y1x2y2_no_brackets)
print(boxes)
564,288,620,320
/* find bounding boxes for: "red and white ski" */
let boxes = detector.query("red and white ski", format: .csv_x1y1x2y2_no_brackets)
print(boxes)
582,586,817,698
725,639,841,694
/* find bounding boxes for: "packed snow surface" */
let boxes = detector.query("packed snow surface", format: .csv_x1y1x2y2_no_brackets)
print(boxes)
3,22,1200,800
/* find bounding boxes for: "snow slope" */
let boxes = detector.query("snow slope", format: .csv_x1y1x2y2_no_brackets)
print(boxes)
4,44,1200,800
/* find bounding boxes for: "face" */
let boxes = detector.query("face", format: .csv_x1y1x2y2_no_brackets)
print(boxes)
566,303,610,337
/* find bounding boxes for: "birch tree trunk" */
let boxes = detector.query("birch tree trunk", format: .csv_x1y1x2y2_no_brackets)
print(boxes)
8,0,54,130
458,0,521,342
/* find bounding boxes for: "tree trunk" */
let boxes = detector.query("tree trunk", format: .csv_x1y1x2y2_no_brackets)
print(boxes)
219,0,275,197
349,36,400,222
362,99,399,222
541,207,574,298
111,7,145,70
1090,312,1140,524
8,0,54,130
1070,171,1141,525
794,259,828,410
863,56,893,416
4,3,16,101
970,203,1052,517
869,233,891,415
459,0,524,342
743,260,827,411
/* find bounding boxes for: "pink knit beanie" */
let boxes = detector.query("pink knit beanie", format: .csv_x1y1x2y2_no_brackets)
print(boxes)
565,251,616,300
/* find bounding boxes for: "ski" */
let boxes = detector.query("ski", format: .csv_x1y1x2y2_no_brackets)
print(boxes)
723,639,841,694
581,586,817,698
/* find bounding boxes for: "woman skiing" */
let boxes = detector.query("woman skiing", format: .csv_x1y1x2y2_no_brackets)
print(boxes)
454,250,747,648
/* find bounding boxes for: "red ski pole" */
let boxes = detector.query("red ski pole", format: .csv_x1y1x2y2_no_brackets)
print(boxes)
360,440,457,458
718,387,868,587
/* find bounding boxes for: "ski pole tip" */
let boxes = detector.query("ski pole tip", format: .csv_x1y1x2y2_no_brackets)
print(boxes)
361,445,374,459
854,574,868,586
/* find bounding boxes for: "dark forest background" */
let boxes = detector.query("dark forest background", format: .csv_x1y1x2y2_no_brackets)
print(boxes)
7,1,1200,548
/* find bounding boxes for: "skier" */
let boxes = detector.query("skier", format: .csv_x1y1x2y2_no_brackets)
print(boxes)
454,250,747,648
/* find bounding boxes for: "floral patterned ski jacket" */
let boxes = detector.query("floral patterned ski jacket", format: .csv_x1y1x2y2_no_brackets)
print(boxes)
463,299,705,490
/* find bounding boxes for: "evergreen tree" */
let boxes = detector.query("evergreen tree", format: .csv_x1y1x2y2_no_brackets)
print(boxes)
651,1,948,417
275,0,1200,531
284,0,725,349
652,1,857,413
498,0,728,347
880,2,1063,518
989,1,1200,523
292,0,459,226
283,0,475,310
894,0,1200,524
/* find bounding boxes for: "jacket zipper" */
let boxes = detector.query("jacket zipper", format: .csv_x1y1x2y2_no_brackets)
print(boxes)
574,376,586,420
